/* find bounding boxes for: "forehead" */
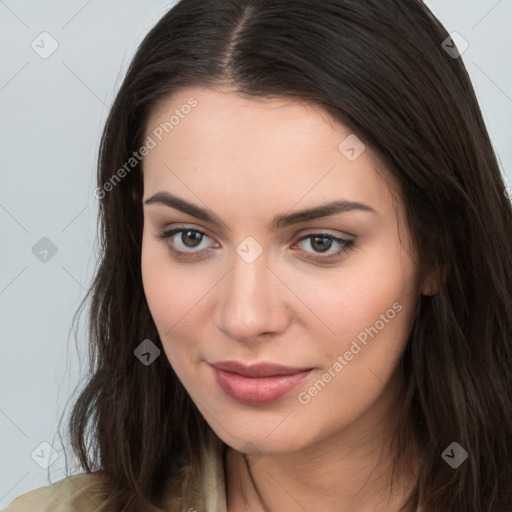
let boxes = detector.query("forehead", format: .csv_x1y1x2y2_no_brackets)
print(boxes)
142,86,395,217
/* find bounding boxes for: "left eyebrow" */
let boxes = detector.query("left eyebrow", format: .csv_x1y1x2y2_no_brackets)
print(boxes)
271,199,378,230
143,191,378,231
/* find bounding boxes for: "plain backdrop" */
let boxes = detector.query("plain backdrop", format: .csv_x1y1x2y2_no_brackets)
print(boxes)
1,0,511,507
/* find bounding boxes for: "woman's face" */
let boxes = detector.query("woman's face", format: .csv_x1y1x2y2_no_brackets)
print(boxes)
141,85,423,455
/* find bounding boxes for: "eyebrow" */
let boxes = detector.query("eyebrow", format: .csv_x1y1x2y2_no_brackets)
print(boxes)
144,191,377,230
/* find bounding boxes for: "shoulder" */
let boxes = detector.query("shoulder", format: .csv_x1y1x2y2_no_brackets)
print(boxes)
4,472,108,512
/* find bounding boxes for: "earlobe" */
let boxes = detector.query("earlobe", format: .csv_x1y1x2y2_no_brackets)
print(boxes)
421,277,436,296
421,266,447,296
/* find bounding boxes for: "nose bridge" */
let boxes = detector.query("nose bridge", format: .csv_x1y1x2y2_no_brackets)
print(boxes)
216,243,288,340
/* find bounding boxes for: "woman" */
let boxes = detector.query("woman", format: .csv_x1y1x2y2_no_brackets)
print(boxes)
6,0,512,511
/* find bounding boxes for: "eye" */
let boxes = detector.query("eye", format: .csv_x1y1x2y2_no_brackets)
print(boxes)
154,227,355,263
293,233,355,262
155,227,218,260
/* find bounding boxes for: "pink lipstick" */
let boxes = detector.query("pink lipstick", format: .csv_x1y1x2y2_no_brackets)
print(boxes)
209,360,312,405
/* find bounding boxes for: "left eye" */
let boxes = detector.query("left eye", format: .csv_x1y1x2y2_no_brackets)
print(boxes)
155,228,355,262
292,233,355,261
295,232,352,253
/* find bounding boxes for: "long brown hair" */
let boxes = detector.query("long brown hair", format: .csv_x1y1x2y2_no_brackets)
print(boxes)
58,0,512,510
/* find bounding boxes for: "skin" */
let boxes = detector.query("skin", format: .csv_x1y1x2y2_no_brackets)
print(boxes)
141,85,433,511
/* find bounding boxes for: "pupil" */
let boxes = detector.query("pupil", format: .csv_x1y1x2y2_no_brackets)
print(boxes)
311,236,331,252
182,230,202,247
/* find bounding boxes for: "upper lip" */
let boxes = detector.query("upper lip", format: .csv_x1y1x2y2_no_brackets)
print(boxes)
209,360,311,378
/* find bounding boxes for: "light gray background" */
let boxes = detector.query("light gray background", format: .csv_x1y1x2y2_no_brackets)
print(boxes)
1,0,511,507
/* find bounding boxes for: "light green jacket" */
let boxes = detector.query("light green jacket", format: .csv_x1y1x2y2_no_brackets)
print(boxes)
3,439,227,512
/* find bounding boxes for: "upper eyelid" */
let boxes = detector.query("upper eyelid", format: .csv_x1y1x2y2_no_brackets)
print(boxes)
162,225,352,238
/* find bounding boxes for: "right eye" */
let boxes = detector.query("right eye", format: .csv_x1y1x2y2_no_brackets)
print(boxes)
155,227,219,260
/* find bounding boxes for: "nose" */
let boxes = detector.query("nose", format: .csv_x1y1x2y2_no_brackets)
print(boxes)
214,250,290,342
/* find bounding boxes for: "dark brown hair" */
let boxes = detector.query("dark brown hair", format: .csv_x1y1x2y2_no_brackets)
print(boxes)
58,0,512,510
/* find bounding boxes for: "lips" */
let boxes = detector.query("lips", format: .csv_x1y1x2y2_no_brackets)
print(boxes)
209,360,312,405
210,360,311,377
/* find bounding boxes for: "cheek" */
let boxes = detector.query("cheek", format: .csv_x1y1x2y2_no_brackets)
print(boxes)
140,233,218,371
282,238,418,359
141,235,188,355
291,244,418,420
288,266,416,434
142,231,202,324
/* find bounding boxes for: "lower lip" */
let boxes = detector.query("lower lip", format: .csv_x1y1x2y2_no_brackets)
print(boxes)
210,365,312,405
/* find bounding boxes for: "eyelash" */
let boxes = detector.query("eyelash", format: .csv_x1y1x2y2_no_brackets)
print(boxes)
154,227,355,263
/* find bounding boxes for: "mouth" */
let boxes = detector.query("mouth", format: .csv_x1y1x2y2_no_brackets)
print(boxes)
209,360,313,405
